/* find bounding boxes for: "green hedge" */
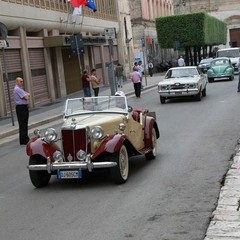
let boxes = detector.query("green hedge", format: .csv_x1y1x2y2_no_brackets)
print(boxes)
155,12,227,48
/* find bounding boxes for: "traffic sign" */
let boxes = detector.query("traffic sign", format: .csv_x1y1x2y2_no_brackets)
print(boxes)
104,28,116,40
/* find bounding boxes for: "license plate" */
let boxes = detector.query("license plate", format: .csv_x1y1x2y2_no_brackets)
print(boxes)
57,170,82,179
175,92,182,94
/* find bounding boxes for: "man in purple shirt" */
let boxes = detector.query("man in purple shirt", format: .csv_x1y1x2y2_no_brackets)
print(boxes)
13,77,30,145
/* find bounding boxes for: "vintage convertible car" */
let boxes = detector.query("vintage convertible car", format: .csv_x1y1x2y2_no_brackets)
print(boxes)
207,57,234,83
157,66,207,104
26,96,160,188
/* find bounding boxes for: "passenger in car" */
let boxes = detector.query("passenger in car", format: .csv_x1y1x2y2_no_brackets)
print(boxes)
115,91,126,109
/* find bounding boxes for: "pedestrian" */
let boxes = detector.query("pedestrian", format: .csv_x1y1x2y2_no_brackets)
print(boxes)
82,70,91,97
148,61,154,77
13,77,30,145
177,56,185,67
133,62,138,71
137,60,144,87
90,68,101,97
236,57,240,92
115,63,124,88
130,68,141,98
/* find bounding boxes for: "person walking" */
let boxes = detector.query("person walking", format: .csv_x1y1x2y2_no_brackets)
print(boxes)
90,68,101,96
133,62,138,71
148,61,154,77
177,56,185,67
82,70,91,97
137,60,144,87
115,63,124,88
13,77,30,145
236,58,240,92
130,68,141,98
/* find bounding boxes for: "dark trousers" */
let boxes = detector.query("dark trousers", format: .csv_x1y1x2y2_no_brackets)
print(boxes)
133,82,141,97
149,68,153,77
93,87,99,96
16,105,29,144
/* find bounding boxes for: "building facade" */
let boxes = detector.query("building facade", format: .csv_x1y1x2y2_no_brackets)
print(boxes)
130,0,174,68
174,0,240,48
0,0,132,117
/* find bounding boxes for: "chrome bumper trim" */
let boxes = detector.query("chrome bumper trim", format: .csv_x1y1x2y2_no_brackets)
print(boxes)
27,159,117,173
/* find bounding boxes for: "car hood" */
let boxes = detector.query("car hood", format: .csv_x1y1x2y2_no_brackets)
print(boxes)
62,113,126,131
159,76,200,85
209,65,229,73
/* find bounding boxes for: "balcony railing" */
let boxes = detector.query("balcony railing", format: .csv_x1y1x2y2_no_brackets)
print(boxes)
1,0,117,21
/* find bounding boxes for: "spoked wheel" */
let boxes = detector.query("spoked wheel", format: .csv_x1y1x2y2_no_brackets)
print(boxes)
145,128,158,160
110,144,129,184
29,155,51,188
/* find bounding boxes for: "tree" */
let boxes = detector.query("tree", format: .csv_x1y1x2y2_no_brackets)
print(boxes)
155,12,227,65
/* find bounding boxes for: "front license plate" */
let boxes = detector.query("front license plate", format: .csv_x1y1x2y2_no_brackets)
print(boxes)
57,170,82,179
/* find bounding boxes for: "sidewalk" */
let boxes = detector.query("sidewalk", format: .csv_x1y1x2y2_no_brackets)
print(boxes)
1,72,240,239
0,73,163,141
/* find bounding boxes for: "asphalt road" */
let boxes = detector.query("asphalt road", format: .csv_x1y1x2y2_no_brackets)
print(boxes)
1,76,240,240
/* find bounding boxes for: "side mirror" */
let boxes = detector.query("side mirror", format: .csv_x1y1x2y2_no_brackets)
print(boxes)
128,106,133,112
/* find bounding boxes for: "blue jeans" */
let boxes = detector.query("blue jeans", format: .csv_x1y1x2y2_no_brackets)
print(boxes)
116,76,123,88
83,87,91,97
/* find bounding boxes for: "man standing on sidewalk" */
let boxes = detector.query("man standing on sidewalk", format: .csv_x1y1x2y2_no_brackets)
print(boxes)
13,77,30,145
130,68,141,98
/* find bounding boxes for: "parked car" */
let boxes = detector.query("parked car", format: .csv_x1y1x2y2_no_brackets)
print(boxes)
207,57,234,83
157,66,208,104
198,58,213,73
26,96,160,188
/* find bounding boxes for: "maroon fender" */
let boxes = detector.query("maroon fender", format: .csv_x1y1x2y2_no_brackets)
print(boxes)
92,134,126,159
144,116,156,148
26,137,61,162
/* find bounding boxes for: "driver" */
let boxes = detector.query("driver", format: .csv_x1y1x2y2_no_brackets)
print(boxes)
83,97,94,110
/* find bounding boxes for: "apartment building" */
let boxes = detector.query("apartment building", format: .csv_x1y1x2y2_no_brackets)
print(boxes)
130,0,174,67
175,0,240,48
0,0,132,117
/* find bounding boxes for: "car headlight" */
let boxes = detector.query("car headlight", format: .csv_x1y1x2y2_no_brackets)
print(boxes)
91,126,104,139
187,83,197,88
44,128,58,142
53,150,63,162
226,68,232,73
76,150,87,161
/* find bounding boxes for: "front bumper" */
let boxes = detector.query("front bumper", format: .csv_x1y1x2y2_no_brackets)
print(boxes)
27,157,117,173
208,73,232,79
159,88,199,97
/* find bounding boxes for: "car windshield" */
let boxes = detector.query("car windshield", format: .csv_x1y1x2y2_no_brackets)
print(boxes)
200,58,212,64
218,49,240,58
64,96,128,117
211,59,229,66
165,68,198,78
